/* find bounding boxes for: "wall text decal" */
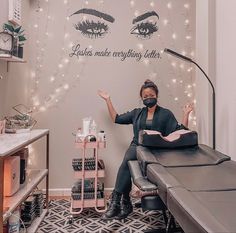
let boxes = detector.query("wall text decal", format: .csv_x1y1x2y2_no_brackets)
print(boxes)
69,44,161,62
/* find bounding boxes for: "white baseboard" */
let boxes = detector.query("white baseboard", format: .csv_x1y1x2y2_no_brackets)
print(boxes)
43,188,114,196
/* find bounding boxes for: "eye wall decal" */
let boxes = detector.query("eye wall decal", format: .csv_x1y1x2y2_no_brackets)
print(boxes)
70,8,115,39
131,22,158,39
74,20,109,39
131,11,159,40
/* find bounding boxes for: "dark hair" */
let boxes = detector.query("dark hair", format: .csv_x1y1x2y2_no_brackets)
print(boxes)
139,79,159,97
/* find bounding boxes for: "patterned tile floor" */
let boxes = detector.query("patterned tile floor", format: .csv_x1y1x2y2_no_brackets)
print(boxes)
37,199,167,233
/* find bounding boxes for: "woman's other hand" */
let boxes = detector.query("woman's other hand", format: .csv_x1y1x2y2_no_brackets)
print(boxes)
98,90,110,101
183,103,194,116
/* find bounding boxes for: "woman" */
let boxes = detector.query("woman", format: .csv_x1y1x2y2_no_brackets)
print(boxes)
98,79,193,220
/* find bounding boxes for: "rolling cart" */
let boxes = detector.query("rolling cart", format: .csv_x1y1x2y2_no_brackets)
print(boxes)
70,136,107,215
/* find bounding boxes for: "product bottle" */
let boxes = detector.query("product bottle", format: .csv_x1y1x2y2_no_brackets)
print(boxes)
76,128,83,142
8,209,20,233
90,120,97,136
98,130,106,142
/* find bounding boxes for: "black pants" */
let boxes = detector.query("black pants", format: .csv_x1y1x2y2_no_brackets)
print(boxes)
114,142,137,194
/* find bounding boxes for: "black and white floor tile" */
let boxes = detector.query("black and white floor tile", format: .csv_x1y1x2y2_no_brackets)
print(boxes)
38,199,167,233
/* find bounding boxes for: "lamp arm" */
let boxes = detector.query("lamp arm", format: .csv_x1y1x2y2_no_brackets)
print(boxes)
191,61,216,95
191,60,216,149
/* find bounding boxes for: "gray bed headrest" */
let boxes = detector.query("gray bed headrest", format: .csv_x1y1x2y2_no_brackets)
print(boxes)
139,130,198,149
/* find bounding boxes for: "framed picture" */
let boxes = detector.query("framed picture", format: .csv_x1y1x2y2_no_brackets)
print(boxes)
8,0,22,26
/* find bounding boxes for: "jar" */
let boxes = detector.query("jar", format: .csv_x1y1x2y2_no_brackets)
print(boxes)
98,130,106,142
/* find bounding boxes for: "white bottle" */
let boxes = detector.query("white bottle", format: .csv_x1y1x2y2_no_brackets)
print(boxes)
83,117,91,136
8,209,20,233
98,130,106,142
90,120,97,136
76,128,83,142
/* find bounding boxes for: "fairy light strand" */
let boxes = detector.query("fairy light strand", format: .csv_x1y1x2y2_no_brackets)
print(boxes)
145,0,196,128
29,0,87,113
30,0,196,126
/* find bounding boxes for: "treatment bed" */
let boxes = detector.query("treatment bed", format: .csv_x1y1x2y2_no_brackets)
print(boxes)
128,131,236,233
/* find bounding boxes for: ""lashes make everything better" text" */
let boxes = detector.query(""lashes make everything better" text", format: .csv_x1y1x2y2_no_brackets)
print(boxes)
69,44,161,62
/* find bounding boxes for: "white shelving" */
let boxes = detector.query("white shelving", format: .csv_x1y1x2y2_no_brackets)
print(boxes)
24,209,48,233
0,129,49,157
0,54,26,63
3,169,48,222
0,129,50,233
0,54,26,72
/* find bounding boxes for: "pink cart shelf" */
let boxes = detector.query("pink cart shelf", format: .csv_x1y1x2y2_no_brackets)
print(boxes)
72,198,106,209
70,140,107,215
74,169,105,179
75,141,106,149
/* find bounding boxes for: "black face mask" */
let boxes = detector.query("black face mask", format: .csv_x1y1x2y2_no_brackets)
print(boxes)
143,98,157,108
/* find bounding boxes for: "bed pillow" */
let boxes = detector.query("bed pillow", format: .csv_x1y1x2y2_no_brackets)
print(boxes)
139,129,198,148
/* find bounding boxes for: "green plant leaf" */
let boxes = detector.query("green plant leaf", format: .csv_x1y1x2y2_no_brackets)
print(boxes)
19,35,27,41
4,23,14,32
19,30,25,35
14,26,22,33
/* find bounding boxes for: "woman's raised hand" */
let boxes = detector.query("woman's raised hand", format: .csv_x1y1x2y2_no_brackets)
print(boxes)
98,90,117,122
183,103,194,115
98,90,110,101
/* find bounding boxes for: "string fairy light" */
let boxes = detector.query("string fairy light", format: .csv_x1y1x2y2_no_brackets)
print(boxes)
163,19,169,26
29,0,196,127
167,2,172,9
137,43,144,50
130,0,135,7
150,1,155,7
29,0,90,113
152,0,196,128
172,33,177,39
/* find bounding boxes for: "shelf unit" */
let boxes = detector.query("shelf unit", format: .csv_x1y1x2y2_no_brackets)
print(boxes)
24,209,47,233
0,54,26,71
0,129,49,233
70,140,107,215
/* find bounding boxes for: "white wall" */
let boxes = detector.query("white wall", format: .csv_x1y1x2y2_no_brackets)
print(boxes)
215,0,236,160
0,63,8,119
1,0,196,191
195,0,216,147
0,0,9,118
196,0,236,160
25,0,196,190
0,0,30,118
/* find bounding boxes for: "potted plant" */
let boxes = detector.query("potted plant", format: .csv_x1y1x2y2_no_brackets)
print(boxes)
18,33,26,58
3,23,26,58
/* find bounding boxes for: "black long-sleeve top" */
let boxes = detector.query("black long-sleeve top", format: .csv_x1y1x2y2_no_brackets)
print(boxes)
115,105,186,145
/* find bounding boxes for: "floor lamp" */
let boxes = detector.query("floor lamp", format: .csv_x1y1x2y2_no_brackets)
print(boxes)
164,48,216,149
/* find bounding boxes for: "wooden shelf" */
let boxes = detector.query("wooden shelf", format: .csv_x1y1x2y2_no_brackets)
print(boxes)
20,209,48,233
74,169,105,179
3,169,48,222
0,54,26,63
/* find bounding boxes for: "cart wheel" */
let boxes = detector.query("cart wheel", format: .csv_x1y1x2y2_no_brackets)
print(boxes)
67,215,74,224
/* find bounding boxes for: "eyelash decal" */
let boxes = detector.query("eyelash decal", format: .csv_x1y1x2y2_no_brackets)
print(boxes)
74,20,109,39
131,21,158,39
